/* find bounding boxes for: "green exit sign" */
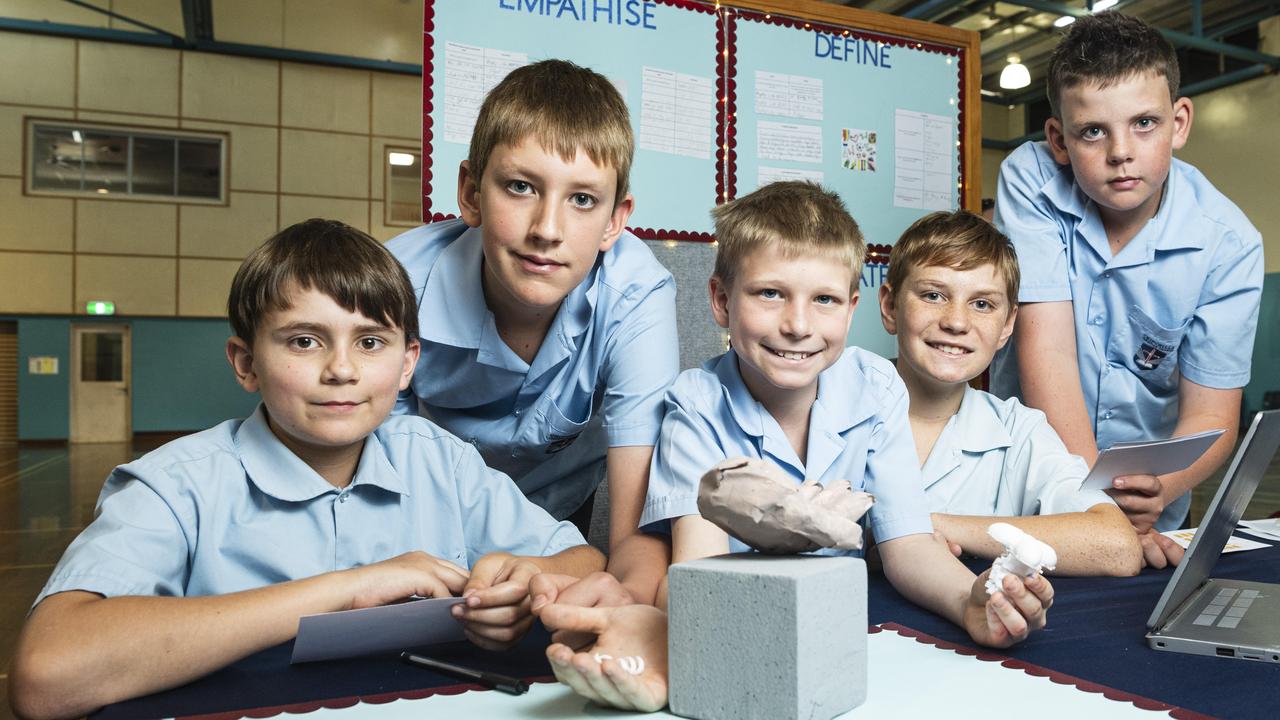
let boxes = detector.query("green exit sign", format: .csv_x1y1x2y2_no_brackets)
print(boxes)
86,300,115,315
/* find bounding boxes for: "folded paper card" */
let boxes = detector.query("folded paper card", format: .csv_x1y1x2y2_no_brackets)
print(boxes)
291,596,465,663
1079,429,1225,491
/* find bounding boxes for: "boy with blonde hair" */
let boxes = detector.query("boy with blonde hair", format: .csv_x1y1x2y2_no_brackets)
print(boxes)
879,210,1147,573
535,183,1055,712
11,220,602,720
388,60,677,596
990,12,1263,552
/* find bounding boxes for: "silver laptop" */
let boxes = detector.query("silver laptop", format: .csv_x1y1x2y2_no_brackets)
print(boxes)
1146,409,1280,663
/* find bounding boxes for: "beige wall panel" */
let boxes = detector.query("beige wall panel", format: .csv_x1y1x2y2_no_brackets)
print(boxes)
178,258,240,316
0,178,73,252
76,200,177,255
75,254,176,315
279,195,368,233
110,0,185,35
0,252,71,314
0,32,76,107
182,53,279,125
0,0,108,26
180,192,278,259
1179,74,1280,274
280,129,368,198
182,120,278,192
371,73,421,140
282,0,421,66
981,148,1007,206
79,42,178,116
0,106,75,177
76,110,181,127
281,64,370,134
369,201,417,243
213,0,284,46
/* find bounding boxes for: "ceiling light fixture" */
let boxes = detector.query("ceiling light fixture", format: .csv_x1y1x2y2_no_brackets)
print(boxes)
388,152,416,166
1092,0,1118,11
999,55,1031,90
1054,16,1076,27
71,130,83,143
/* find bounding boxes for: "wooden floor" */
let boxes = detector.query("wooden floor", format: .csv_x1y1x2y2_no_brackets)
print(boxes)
1,437,1279,720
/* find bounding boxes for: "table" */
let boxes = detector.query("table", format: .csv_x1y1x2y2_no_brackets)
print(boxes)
95,539,1280,720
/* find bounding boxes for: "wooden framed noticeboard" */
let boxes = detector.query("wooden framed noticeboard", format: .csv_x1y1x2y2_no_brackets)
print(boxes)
422,0,981,356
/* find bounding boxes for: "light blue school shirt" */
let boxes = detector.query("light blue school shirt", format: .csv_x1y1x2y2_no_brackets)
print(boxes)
640,348,935,555
34,405,584,606
387,220,680,519
923,386,1113,517
990,141,1263,530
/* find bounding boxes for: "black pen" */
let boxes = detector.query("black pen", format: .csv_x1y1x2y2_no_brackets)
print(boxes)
400,651,529,695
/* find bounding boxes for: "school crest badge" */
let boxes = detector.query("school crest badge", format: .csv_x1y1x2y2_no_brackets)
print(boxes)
1134,334,1175,371
546,433,580,454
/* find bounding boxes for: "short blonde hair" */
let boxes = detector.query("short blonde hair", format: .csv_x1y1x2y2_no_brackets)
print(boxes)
712,181,865,292
469,59,633,204
885,210,1020,305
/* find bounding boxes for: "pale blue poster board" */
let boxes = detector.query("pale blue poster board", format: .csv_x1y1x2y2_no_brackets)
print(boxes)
732,14,962,358
425,0,720,237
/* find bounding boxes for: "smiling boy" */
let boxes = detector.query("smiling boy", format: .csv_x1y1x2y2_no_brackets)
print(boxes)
387,61,678,596
989,12,1263,546
880,210,1143,575
10,220,601,720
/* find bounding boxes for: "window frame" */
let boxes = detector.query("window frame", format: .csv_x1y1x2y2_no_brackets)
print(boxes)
382,144,422,228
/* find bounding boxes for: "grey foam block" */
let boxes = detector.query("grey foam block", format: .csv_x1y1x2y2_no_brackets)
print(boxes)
668,553,867,720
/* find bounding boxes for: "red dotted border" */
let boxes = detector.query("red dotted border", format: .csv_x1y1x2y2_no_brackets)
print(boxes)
877,623,1214,720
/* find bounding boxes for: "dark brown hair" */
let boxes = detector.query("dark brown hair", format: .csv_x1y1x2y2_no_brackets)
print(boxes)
228,219,418,343
1047,11,1180,118
886,210,1020,305
469,59,633,204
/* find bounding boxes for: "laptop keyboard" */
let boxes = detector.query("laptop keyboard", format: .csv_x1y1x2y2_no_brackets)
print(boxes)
1193,588,1261,629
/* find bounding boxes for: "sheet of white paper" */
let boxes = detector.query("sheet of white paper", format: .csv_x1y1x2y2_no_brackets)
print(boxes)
893,109,955,210
1238,517,1280,542
443,42,527,145
638,67,714,160
291,596,466,663
1162,528,1269,553
755,70,823,120
758,165,824,185
1079,429,1226,491
757,121,822,163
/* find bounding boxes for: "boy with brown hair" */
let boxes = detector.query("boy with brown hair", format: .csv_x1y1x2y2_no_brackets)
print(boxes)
989,12,1263,555
387,60,678,596
10,220,602,720
879,210,1145,574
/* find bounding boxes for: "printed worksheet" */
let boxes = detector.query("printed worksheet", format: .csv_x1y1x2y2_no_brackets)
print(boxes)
757,121,822,163
443,42,527,144
758,165,824,185
893,108,954,210
1162,529,1269,554
638,67,714,160
755,70,824,120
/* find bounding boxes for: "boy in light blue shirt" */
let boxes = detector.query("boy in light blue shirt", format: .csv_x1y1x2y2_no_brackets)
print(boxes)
989,12,1263,542
387,60,679,585
10,220,602,720
535,183,1055,712
878,210,1145,574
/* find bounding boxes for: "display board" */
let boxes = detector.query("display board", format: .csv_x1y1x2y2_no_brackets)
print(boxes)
422,0,980,358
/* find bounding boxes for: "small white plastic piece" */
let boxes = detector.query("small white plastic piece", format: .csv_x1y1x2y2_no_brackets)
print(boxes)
593,653,645,675
985,522,1057,595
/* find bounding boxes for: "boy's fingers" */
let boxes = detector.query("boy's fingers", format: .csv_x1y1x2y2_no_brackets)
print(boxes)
577,655,632,710
550,651,605,705
456,601,529,628
539,604,613,635
464,579,529,608
555,572,635,608
987,592,1029,642
1113,474,1161,496
529,573,576,610
1002,575,1048,626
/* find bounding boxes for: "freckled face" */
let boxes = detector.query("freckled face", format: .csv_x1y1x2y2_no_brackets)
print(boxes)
712,245,856,405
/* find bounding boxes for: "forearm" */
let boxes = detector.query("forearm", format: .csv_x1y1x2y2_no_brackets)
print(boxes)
1158,400,1240,501
529,544,606,579
11,574,358,719
606,445,654,550
931,507,1141,576
879,533,973,627
605,532,671,606
1015,303,1099,463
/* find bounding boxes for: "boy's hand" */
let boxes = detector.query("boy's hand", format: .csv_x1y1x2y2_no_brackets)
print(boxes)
963,570,1053,648
452,552,542,651
1138,529,1184,569
531,572,637,650
346,551,469,609
1107,474,1165,532
541,603,669,712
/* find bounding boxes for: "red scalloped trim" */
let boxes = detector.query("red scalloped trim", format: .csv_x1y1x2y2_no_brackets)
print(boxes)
866,242,892,266
719,6,738,205
731,7,960,58
421,1,437,223
878,623,1214,720
656,0,716,14
956,45,967,209
180,676,560,720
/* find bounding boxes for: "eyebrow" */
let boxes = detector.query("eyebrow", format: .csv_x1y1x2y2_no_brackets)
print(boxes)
271,321,393,335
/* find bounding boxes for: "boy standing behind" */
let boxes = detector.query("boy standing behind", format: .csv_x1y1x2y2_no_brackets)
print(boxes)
990,12,1263,544
10,220,601,720
879,210,1146,572
388,61,678,590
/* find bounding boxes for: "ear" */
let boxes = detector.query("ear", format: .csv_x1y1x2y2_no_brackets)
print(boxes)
995,304,1018,351
1044,116,1070,165
226,336,259,393
708,275,731,330
399,337,421,391
1170,97,1193,151
457,160,483,227
598,193,635,253
878,283,898,335
843,289,859,334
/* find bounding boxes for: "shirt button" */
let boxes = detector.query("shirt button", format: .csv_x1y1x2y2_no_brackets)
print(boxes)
514,408,522,417
1093,316,1104,325
338,493,348,503
1103,410,1114,420
1103,271,1112,279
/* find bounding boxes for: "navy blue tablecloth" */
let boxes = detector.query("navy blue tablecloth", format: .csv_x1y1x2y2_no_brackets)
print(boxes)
96,539,1280,720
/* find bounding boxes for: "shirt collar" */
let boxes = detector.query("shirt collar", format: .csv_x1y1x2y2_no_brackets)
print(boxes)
235,404,409,501
421,225,489,349
949,386,1012,454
